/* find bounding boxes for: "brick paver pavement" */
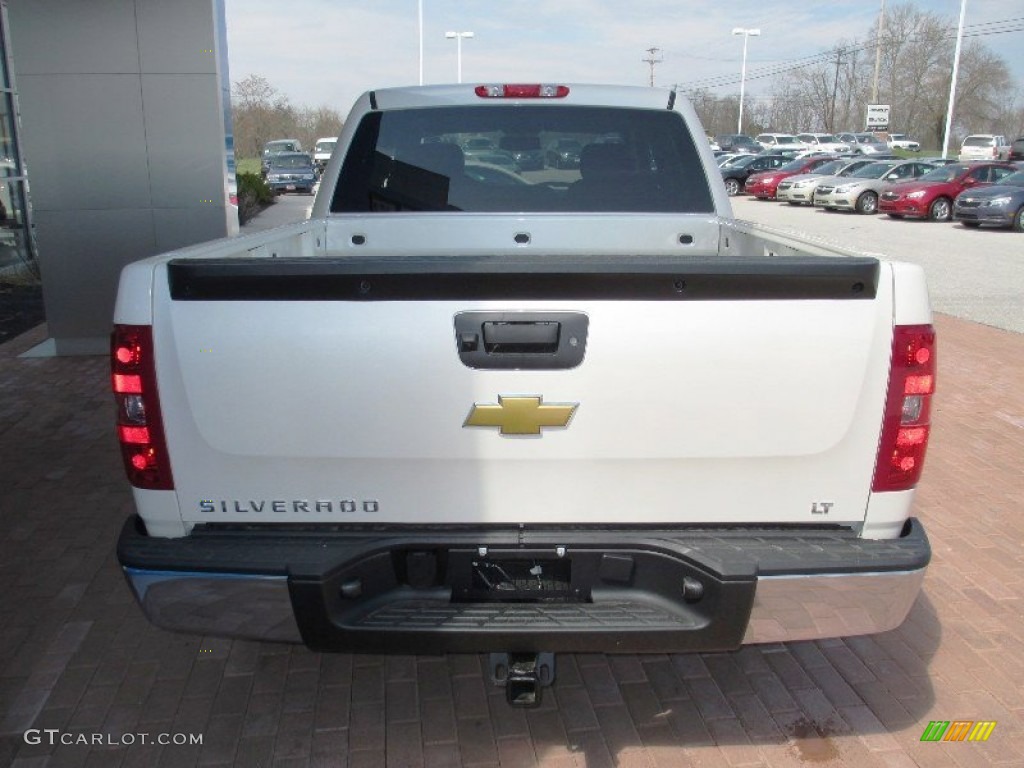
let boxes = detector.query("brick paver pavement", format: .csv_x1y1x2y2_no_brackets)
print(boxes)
1,313,1021,767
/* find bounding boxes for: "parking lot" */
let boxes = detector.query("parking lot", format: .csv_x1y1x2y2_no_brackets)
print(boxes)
731,195,1024,334
1,196,1022,767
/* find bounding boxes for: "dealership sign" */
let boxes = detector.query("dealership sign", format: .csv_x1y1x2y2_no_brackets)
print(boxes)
866,104,891,131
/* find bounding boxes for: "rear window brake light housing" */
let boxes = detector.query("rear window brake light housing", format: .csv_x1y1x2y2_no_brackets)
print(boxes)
475,84,570,99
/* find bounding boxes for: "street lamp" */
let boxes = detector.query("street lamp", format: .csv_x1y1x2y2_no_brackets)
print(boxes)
445,31,474,83
732,27,760,135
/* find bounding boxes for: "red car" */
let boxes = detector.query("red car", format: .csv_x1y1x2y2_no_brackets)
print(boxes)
878,162,1017,221
744,155,836,200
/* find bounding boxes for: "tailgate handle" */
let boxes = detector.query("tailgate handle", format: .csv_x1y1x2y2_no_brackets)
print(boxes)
454,311,588,370
483,321,559,354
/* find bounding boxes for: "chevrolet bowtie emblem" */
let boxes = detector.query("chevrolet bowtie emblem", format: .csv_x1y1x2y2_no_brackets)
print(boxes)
464,396,578,436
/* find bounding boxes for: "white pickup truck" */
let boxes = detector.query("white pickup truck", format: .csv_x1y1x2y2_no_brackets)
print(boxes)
114,84,934,704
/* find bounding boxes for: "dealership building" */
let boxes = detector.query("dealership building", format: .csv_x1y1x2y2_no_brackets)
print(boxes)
1,0,237,354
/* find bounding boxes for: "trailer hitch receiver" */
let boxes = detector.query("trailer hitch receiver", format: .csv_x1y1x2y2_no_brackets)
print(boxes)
489,652,555,707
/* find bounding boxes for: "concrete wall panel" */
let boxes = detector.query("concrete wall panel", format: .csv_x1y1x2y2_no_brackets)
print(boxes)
136,0,217,74
16,74,151,212
153,207,230,254
6,0,139,75
33,208,156,348
142,75,224,209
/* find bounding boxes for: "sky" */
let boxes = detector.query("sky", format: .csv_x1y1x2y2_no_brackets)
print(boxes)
223,0,1024,118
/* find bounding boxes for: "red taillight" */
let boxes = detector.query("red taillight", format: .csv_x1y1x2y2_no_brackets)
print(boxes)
872,325,936,492
475,84,570,99
111,325,173,490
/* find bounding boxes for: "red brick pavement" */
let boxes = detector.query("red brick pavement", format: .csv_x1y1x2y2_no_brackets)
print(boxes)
0,313,1021,767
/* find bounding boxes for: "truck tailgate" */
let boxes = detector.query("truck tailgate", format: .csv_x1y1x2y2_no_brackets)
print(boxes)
153,255,893,529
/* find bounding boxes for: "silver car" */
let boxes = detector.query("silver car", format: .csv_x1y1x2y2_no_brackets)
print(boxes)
812,160,936,214
776,158,874,205
796,133,851,154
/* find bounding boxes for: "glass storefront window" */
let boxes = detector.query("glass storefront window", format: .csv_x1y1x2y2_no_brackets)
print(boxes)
0,92,19,176
0,178,31,269
0,1,36,272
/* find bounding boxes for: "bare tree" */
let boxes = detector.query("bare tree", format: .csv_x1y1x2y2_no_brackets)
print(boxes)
686,2,1022,148
231,75,345,159
232,75,298,158
295,106,345,152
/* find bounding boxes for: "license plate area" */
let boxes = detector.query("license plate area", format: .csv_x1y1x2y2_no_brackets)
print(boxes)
451,550,579,603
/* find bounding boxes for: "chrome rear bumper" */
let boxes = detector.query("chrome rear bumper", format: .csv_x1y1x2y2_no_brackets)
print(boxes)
120,517,930,649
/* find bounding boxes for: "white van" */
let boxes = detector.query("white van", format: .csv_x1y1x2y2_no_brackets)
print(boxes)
959,134,1011,162
313,137,338,173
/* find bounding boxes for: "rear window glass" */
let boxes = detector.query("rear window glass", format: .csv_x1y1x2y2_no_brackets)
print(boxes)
331,106,714,214
963,136,995,147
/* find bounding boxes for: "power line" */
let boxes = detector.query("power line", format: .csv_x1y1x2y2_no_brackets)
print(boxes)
670,14,1024,91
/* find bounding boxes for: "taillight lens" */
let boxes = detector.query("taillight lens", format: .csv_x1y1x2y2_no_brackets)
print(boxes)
475,84,570,99
872,324,936,492
112,325,174,490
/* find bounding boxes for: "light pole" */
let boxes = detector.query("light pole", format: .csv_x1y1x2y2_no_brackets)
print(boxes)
732,27,760,135
445,31,474,83
941,0,967,159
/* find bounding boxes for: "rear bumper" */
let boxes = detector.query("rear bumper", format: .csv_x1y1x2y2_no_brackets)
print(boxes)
118,516,930,653
267,180,315,193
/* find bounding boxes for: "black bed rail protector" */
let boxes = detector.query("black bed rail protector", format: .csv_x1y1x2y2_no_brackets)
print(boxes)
167,256,879,302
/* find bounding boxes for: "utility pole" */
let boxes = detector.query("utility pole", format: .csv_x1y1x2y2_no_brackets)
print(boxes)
642,47,663,87
871,0,886,103
830,48,844,133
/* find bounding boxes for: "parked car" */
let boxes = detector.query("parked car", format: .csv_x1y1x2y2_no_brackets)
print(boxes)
720,153,789,196
545,138,583,169
264,152,317,194
879,162,1017,221
813,159,937,214
261,139,303,176
719,154,753,168
499,135,545,171
775,157,874,205
467,150,518,171
744,155,837,200
796,133,850,153
461,137,499,159
1007,137,1024,161
887,134,921,151
312,137,337,174
958,134,1011,162
916,156,960,166
952,169,1024,231
848,133,891,155
754,133,805,151
714,134,762,154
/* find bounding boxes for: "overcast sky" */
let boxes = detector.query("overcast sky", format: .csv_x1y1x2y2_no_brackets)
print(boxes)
224,0,1023,119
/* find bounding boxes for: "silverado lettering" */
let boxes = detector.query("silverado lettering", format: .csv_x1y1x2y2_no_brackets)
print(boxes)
199,500,381,514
